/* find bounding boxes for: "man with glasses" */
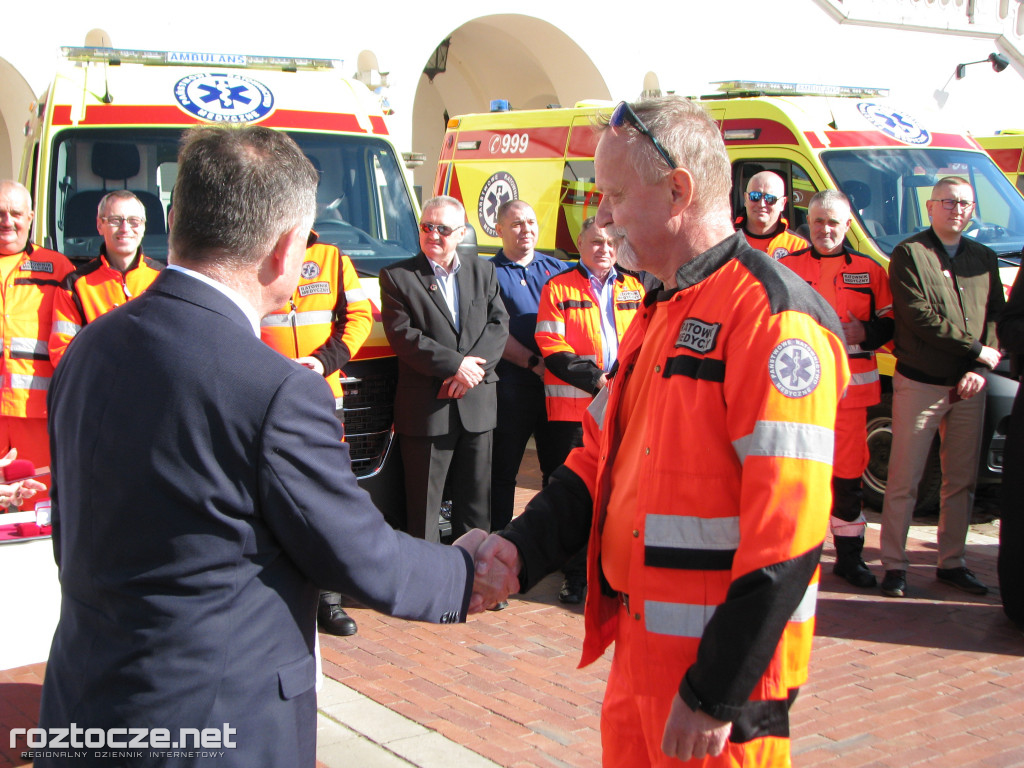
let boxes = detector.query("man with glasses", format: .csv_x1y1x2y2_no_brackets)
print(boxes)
50,190,163,366
734,170,808,259
0,180,74,509
381,196,508,543
472,97,849,766
878,176,1004,598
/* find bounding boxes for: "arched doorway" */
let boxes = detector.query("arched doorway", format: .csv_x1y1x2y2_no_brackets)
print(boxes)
410,14,610,196
0,58,35,182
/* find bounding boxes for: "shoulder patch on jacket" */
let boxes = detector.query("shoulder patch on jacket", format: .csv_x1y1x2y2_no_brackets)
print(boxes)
768,339,821,398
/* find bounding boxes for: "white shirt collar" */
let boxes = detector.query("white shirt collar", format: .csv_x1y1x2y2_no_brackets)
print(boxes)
166,264,261,337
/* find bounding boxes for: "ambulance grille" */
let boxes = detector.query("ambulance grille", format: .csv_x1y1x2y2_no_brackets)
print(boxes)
341,368,397,478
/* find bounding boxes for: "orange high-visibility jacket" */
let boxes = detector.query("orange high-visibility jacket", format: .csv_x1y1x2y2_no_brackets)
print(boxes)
260,244,372,407
735,214,809,260
49,249,163,366
1,244,74,417
535,266,644,422
504,234,849,744
780,247,894,409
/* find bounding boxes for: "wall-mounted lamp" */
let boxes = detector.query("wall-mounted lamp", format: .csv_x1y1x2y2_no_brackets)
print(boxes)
955,52,1009,80
424,38,451,83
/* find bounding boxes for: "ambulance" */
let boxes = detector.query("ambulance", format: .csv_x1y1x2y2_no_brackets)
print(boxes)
19,45,418,523
976,130,1024,194
435,82,1024,512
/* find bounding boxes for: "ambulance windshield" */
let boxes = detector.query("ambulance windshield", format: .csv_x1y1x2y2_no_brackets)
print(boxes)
822,147,1024,262
47,129,420,272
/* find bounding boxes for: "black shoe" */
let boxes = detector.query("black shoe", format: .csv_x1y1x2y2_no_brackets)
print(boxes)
833,557,878,588
880,569,906,598
318,604,358,636
558,577,586,604
936,567,988,595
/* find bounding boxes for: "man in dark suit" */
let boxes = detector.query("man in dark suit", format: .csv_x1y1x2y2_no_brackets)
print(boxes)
37,126,515,767
380,196,508,543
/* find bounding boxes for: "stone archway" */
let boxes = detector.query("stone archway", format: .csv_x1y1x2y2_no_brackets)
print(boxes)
410,14,610,194
0,58,35,182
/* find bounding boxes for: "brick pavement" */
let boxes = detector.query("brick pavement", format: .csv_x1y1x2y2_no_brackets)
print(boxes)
3,449,1023,767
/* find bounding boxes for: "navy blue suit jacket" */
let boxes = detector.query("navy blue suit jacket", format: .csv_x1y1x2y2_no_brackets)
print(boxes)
39,268,473,767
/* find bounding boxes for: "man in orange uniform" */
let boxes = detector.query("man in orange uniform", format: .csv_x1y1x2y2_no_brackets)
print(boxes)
780,191,894,588
734,171,808,259
50,191,163,366
475,97,849,766
0,180,74,508
261,235,373,636
535,216,644,604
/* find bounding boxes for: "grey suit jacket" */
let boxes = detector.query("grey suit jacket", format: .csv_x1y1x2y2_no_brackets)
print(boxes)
380,253,508,437
39,268,473,767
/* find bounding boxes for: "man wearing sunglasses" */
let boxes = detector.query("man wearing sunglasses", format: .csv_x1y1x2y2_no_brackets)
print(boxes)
734,170,808,260
50,190,163,367
879,176,1005,600
473,97,850,766
380,196,508,544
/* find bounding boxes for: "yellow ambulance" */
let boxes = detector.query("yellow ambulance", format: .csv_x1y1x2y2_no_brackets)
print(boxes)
20,45,417,521
435,82,1024,512
976,130,1024,193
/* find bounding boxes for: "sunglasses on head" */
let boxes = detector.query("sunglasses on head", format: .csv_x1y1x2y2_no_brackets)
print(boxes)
419,222,464,237
609,101,678,171
747,191,780,206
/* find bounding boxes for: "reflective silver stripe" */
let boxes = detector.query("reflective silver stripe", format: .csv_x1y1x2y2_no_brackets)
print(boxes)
345,287,368,303
9,373,50,391
588,385,610,430
11,338,48,356
845,342,865,355
645,514,739,551
544,384,591,400
732,421,835,466
877,303,893,315
535,320,565,335
830,514,867,537
51,320,82,337
789,582,818,624
850,369,879,386
644,600,716,638
334,395,344,409
260,310,334,329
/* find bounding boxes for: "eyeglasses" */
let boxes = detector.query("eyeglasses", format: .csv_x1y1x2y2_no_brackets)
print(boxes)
931,199,975,211
306,229,319,249
747,191,780,206
419,222,464,237
101,215,146,229
609,101,678,171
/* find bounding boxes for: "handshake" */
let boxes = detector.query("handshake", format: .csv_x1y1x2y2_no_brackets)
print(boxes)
452,529,524,613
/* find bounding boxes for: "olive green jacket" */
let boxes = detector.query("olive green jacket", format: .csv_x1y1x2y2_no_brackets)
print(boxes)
889,227,1004,387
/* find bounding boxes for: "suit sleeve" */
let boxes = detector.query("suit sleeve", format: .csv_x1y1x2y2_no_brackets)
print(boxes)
259,369,473,622
379,266,466,379
312,252,373,374
999,258,1024,354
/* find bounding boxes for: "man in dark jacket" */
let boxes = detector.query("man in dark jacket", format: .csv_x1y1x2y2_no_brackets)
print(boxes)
878,176,1005,599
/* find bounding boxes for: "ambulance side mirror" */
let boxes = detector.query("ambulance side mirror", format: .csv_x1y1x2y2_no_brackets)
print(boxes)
457,223,480,261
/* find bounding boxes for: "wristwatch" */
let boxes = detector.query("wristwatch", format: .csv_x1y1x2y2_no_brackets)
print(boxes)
527,355,540,370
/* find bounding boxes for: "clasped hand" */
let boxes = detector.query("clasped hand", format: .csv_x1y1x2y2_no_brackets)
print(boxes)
452,530,522,613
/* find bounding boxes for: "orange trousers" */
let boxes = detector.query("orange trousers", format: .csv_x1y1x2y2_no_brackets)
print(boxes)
0,416,51,509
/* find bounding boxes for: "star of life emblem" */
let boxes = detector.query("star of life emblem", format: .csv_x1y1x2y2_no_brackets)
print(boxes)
174,72,275,123
768,339,821,398
300,261,321,280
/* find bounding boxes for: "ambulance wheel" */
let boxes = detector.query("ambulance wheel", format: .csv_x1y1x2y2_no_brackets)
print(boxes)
863,393,941,515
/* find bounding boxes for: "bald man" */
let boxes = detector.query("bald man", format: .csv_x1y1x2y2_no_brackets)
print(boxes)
0,181,74,506
734,171,808,259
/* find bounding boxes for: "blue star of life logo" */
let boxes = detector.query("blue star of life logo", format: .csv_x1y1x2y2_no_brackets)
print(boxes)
174,72,275,124
856,103,930,146
768,339,821,398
